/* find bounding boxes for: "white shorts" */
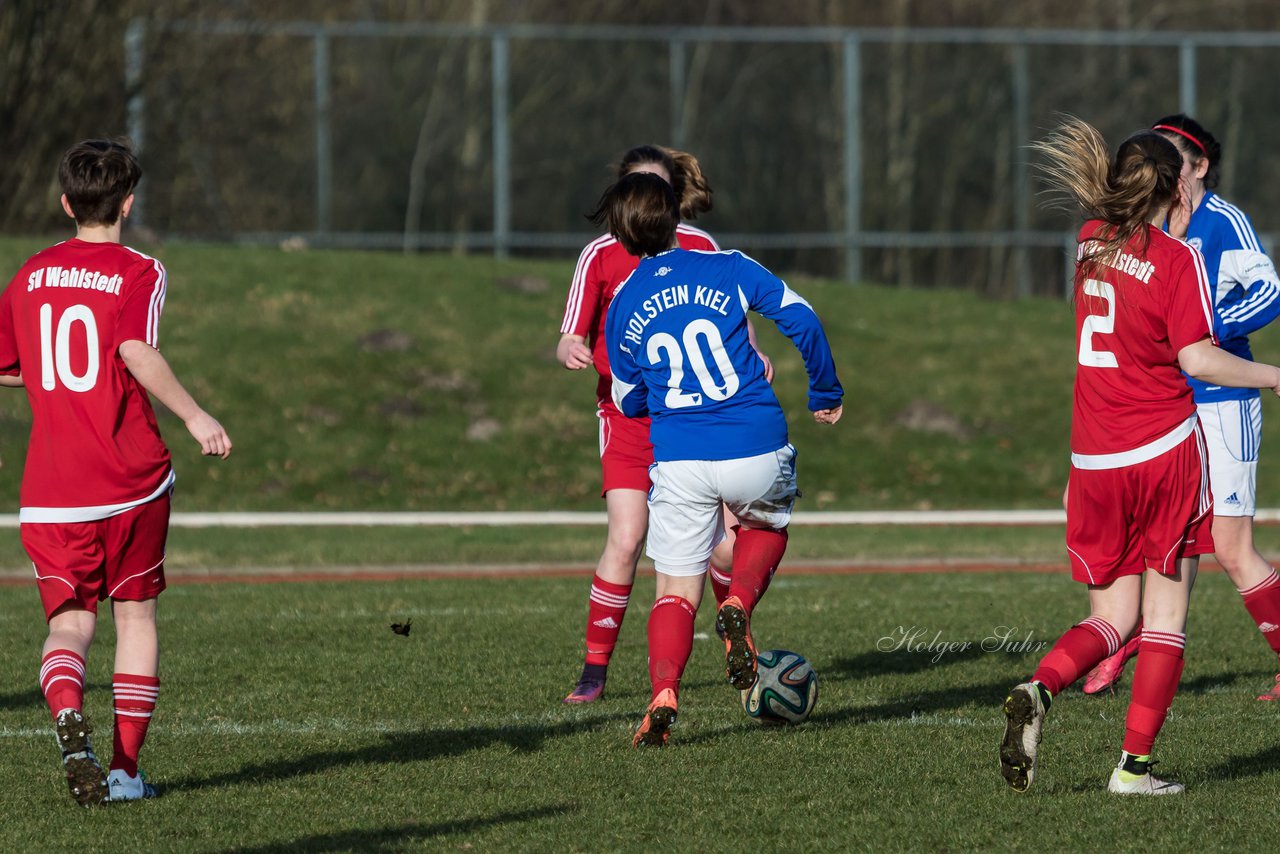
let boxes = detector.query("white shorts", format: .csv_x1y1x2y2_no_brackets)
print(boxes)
1197,398,1261,517
646,444,798,577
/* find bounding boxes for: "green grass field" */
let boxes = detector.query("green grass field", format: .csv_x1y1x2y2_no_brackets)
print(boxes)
0,571,1276,852
3,235,1280,514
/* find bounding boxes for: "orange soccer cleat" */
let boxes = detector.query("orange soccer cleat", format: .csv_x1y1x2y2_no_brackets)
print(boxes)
716,595,758,690
632,689,678,748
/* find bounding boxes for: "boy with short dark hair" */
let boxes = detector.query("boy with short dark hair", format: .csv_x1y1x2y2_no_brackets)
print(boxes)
0,138,232,805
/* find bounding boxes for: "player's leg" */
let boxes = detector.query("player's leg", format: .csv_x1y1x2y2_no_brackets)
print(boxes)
565,414,652,704
718,445,798,690
24,522,111,806
707,506,737,609
1198,398,1280,698
1001,464,1141,792
999,575,1140,794
107,598,159,800
1108,429,1209,795
633,460,718,747
103,496,168,801
1214,516,1280,699
1107,559,1194,795
41,605,96,719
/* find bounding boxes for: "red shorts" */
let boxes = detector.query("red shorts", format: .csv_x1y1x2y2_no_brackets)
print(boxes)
599,410,654,495
24,494,171,620
1066,427,1213,586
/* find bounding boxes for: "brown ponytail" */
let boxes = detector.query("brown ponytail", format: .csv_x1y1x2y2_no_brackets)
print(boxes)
1032,118,1182,288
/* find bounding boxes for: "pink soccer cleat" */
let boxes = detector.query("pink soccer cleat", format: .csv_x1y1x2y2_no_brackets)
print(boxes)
563,678,605,704
563,663,607,704
1257,673,1280,702
1083,637,1139,695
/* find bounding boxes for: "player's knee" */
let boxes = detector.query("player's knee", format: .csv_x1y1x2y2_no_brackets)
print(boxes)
605,526,646,562
1091,604,1140,639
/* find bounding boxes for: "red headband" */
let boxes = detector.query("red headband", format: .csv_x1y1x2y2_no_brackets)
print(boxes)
1153,124,1208,156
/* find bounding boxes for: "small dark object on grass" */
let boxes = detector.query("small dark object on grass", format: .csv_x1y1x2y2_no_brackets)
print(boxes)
391,619,412,636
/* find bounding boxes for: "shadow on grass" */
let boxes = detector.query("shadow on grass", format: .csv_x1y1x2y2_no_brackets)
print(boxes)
0,682,111,712
222,804,575,853
170,713,634,793
1197,742,1280,783
825,645,989,682
1177,669,1274,696
812,676,1013,727
672,676,1014,747
0,687,45,711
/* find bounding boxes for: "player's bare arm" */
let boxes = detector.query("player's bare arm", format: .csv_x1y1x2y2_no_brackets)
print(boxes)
745,319,774,383
119,340,232,459
557,333,593,370
1178,338,1280,395
0,374,23,388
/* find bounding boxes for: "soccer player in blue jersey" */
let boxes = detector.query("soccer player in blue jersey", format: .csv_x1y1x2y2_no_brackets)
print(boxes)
596,172,843,746
1084,115,1280,701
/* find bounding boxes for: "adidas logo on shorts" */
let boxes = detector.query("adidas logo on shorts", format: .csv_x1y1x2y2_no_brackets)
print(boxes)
1224,492,1241,505
593,617,619,629
1258,622,1278,634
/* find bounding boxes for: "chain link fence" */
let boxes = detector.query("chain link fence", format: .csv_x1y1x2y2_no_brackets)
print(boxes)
125,20,1280,297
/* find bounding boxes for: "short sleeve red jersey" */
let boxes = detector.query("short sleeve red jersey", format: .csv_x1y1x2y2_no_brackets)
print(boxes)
0,239,173,521
1070,222,1216,457
560,224,718,413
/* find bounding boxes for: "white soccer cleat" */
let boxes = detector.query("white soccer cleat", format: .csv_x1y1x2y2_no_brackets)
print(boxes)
1107,762,1184,796
999,682,1047,793
107,769,157,801
55,709,110,807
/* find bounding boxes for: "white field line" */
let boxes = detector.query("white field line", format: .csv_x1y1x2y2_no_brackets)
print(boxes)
0,510,1075,528
1,508,1280,528
0,697,1249,740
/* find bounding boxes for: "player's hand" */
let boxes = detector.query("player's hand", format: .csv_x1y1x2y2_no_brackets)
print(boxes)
756,350,775,383
186,411,232,459
557,336,592,370
813,405,842,425
1062,481,1069,511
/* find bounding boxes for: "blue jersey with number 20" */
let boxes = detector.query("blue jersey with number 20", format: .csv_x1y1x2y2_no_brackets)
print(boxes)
605,248,842,462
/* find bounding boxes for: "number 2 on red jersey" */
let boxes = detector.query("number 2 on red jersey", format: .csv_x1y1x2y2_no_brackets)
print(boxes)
1078,278,1119,369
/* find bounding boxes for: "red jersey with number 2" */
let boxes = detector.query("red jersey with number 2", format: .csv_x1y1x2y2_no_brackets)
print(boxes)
0,239,172,520
1071,221,1217,457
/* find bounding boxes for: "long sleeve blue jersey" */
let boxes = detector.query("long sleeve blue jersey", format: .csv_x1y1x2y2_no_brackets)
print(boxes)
1187,191,1280,402
605,248,842,462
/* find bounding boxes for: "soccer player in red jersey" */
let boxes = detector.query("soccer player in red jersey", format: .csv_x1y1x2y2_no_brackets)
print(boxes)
997,119,1280,796
0,139,232,805
557,146,771,704
1083,115,1280,701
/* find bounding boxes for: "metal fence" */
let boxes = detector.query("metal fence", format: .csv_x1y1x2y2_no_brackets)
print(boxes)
125,21,1280,297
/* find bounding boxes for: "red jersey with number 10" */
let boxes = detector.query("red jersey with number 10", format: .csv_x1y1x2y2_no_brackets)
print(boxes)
1071,221,1217,457
0,239,173,522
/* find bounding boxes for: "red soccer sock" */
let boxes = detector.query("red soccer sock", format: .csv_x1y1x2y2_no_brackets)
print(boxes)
1239,570,1280,656
583,575,632,667
647,596,697,697
726,527,788,614
1122,631,1186,756
1031,617,1121,696
708,565,733,609
110,674,159,776
40,650,86,720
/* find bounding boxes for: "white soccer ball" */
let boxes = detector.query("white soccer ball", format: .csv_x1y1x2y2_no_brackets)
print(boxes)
740,649,818,725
